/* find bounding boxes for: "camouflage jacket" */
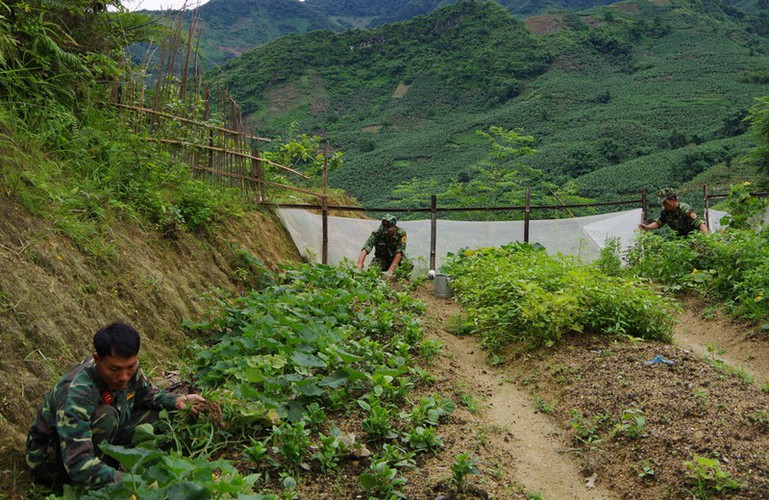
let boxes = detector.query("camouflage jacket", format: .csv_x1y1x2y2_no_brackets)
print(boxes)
653,202,705,236
362,225,408,260
27,357,178,487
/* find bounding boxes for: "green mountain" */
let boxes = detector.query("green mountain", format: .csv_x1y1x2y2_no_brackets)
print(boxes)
305,0,621,25
187,0,345,64
169,0,623,65
205,0,769,207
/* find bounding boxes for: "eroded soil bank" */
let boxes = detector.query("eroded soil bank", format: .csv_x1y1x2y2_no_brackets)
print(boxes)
0,193,301,494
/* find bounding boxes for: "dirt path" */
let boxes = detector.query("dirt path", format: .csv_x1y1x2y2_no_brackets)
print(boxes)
419,286,769,499
418,287,617,499
674,298,769,386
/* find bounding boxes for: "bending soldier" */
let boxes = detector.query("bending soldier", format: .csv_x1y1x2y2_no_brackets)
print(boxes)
638,188,709,236
357,214,414,278
26,323,205,488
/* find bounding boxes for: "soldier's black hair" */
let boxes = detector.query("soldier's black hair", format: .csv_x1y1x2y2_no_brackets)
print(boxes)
93,322,141,358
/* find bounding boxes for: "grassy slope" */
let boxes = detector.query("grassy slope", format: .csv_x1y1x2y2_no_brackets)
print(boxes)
0,143,301,494
206,0,769,207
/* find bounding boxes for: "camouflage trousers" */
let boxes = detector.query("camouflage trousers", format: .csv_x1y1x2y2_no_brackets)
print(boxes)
25,405,160,485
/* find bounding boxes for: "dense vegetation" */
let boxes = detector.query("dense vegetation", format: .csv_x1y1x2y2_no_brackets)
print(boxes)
442,242,679,351
52,264,455,499
623,182,769,324
0,0,245,257
207,0,769,208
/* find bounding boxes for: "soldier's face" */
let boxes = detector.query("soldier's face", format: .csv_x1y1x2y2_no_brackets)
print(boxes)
662,198,678,211
93,352,138,391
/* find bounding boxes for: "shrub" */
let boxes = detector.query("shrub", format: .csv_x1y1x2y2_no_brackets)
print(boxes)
443,243,677,349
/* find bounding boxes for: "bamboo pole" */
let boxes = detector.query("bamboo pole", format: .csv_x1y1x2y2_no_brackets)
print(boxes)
144,138,310,179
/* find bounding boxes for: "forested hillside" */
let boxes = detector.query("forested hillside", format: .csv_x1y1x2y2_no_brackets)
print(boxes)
207,0,769,208
186,0,344,62
171,0,625,64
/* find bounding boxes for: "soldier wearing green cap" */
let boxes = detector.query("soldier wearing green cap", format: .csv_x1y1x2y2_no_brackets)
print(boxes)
357,214,413,277
638,188,708,236
25,323,206,488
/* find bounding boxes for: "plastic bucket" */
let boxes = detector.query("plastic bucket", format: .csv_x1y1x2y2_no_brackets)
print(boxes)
434,273,453,298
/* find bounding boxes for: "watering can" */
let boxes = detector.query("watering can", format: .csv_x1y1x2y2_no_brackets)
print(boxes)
433,273,453,298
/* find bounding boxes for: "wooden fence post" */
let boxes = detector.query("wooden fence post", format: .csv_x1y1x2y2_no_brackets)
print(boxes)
641,189,647,224
322,196,329,265
524,188,531,243
251,137,260,202
704,184,710,230
430,195,437,272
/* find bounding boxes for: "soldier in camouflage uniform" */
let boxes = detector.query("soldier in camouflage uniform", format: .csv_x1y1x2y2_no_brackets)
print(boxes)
356,214,413,278
25,323,205,488
638,188,709,236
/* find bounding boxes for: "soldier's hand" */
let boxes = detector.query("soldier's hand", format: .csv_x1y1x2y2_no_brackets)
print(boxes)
176,394,206,415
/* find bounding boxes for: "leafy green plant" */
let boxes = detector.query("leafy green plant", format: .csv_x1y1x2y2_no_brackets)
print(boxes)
403,426,444,454
533,396,555,414
244,438,276,468
684,455,741,498
377,444,417,470
271,421,312,472
568,410,609,446
612,408,647,439
419,339,443,360
451,453,481,492
717,181,768,231
359,400,399,442
626,216,769,322
359,458,407,500
638,460,656,479
443,242,677,350
594,237,624,276
311,433,348,472
459,393,480,413
67,442,266,499
404,394,455,427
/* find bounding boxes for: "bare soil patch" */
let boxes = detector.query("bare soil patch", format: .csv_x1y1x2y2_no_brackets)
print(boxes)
413,285,616,499
392,82,411,99
675,297,769,386
524,14,564,36
416,285,769,499
611,3,641,15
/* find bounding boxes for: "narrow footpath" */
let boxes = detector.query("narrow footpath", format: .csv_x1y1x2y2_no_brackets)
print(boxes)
418,286,617,499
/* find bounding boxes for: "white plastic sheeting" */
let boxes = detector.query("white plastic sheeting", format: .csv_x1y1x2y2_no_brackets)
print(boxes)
277,208,728,273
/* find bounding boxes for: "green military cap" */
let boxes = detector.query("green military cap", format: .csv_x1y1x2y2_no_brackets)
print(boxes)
381,214,398,226
657,188,677,203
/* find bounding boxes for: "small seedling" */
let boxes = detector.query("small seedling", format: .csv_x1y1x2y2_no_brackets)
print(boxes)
612,408,647,439
359,458,407,499
638,460,656,479
404,426,444,453
451,453,480,492
684,455,741,497
534,396,555,414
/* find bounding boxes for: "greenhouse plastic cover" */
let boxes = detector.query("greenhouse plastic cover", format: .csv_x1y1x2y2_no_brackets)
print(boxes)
277,208,728,273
